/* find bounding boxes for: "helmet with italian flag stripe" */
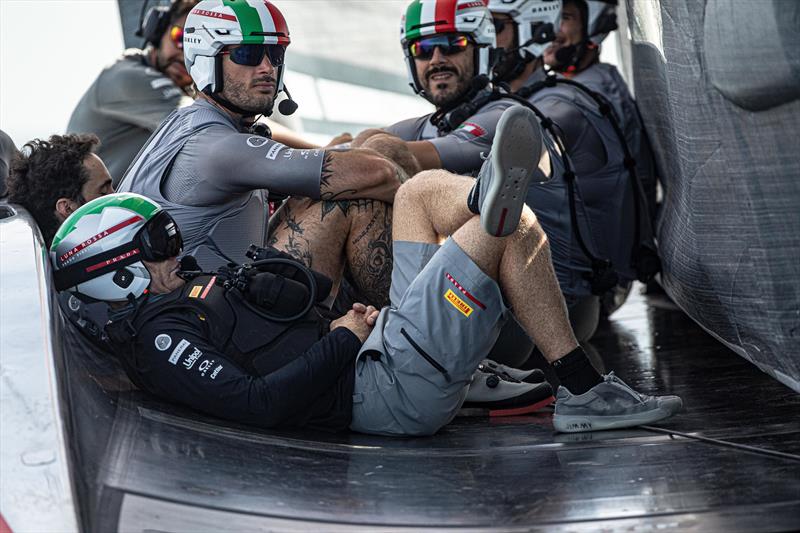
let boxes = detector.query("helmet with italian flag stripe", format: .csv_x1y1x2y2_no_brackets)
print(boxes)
51,193,182,303
400,0,496,95
183,0,290,95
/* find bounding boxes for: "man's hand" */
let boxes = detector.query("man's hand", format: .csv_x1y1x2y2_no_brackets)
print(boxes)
361,134,421,180
330,303,380,343
352,302,380,326
326,132,353,147
352,128,386,148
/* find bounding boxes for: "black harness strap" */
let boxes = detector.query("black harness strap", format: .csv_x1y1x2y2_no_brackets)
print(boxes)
516,74,661,282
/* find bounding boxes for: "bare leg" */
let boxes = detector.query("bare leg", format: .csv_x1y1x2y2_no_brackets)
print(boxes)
392,169,476,244
394,171,578,361
269,197,393,307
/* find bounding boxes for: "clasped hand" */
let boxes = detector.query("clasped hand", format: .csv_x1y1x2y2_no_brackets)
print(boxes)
331,303,380,343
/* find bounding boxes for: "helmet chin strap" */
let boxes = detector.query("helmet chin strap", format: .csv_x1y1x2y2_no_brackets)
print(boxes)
493,46,534,84
553,41,589,73
429,75,492,134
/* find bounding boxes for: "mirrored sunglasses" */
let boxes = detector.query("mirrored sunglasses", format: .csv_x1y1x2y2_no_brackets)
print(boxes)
169,25,184,49
409,34,471,60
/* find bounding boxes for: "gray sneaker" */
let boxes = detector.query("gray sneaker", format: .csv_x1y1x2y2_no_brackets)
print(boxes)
553,372,683,433
467,105,544,237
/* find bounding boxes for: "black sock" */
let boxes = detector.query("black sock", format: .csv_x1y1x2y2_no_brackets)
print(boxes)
551,346,602,395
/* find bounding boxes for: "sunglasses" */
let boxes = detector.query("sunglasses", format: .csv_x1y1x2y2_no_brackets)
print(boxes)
135,210,183,261
169,25,184,49
409,34,471,60
220,44,286,67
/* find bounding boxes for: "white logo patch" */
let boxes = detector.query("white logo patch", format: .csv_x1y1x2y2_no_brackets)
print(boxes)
198,359,217,377
68,295,82,312
182,347,203,370
210,365,223,380
247,136,269,148
154,334,173,352
265,143,282,160
168,339,191,364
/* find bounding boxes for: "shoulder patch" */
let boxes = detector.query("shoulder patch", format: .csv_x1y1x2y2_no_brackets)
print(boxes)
168,339,191,364
154,334,172,351
458,122,486,137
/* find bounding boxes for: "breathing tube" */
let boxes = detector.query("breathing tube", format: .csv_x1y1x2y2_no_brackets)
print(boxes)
177,245,327,323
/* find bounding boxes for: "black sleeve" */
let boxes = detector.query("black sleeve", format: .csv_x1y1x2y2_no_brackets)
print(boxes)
134,313,362,427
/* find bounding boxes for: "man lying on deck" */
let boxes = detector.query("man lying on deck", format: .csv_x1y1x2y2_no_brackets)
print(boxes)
51,106,682,435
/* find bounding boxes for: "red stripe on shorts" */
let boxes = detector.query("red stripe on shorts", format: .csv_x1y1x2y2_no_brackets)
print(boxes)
445,272,486,309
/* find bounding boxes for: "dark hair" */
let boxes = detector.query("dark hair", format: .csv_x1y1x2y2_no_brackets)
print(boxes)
563,0,589,35
168,0,199,25
7,134,100,245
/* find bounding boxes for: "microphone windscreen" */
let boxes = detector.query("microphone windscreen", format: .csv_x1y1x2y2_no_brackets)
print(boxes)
180,255,200,272
471,75,490,91
278,99,298,115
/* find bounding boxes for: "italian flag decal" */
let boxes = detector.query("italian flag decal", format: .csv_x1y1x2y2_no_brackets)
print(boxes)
405,0,459,39
218,0,289,45
458,122,486,137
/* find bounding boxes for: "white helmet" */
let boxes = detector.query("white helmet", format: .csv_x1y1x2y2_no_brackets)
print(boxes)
183,0,290,95
489,0,561,60
51,193,182,303
583,0,617,46
400,0,497,96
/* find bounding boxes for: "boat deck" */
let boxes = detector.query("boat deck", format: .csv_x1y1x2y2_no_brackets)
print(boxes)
67,286,800,531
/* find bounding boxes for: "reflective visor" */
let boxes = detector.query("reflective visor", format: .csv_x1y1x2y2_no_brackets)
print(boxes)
135,211,183,261
221,44,285,67
409,34,470,60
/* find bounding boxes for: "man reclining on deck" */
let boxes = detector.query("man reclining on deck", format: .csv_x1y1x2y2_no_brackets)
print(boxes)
51,106,681,435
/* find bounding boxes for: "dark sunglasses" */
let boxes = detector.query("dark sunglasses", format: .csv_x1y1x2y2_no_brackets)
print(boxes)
409,34,471,60
220,44,286,67
169,25,184,49
135,210,183,261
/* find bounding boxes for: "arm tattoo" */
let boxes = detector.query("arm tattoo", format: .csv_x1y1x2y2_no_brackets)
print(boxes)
271,204,314,268
347,205,393,307
319,152,334,191
321,198,376,221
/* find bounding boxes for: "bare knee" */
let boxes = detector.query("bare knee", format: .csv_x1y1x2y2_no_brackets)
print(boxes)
512,208,549,251
396,169,460,210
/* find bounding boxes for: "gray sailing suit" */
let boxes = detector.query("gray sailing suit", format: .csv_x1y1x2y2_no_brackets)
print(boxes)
384,98,515,175
525,67,638,285
385,96,596,296
569,63,658,228
67,50,192,186
387,97,598,346
117,99,325,269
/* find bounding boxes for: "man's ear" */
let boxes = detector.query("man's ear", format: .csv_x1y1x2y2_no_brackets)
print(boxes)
55,198,80,222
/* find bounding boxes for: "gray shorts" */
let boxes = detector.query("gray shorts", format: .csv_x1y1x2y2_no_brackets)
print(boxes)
350,239,509,436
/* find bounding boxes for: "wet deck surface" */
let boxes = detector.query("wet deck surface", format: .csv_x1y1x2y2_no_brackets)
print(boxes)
73,286,800,531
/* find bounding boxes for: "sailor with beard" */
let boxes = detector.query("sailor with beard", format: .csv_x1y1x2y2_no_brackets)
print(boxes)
117,0,405,285
68,1,199,187
350,0,515,177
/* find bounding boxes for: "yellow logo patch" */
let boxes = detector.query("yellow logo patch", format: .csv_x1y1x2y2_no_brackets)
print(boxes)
445,289,473,317
189,285,203,298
